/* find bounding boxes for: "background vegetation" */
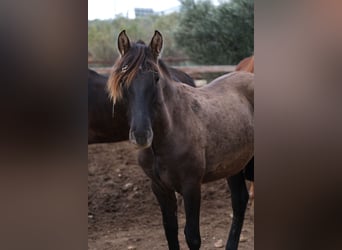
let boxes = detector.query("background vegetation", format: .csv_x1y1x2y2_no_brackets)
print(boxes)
88,0,253,66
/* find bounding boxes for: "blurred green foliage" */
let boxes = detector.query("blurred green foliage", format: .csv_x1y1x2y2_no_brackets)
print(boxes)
175,0,254,64
88,0,253,65
88,13,185,63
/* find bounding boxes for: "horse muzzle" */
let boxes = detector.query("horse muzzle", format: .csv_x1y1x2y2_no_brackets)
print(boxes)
129,129,153,148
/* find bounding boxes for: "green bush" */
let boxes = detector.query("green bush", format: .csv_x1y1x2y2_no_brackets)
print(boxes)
88,0,254,66
175,0,254,65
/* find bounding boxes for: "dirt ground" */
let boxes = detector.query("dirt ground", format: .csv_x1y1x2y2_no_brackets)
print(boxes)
88,142,254,250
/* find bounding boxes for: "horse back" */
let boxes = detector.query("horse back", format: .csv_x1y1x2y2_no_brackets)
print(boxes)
203,71,254,108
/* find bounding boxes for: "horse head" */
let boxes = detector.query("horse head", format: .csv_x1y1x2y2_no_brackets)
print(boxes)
108,30,165,148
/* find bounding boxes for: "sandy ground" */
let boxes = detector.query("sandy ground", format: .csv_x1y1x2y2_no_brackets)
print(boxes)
88,142,254,250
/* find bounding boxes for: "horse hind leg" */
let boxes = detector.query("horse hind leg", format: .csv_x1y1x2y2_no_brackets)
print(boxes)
226,171,249,250
244,157,254,200
182,183,202,250
151,182,180,250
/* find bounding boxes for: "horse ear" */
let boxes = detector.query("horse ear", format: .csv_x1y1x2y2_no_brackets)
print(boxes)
117,30,130,56
149,30,163,59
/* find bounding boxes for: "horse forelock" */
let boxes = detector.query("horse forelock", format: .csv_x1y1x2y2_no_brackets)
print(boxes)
136,40,145,45
107,42,171,101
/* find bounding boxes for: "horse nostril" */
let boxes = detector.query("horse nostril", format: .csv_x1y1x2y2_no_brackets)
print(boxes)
130,129,153,147
146,130,152,139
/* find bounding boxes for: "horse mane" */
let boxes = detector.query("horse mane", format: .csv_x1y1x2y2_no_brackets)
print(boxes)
107,41,171,101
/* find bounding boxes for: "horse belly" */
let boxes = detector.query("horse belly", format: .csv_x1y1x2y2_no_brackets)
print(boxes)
203,147,252,183
202,104,253,182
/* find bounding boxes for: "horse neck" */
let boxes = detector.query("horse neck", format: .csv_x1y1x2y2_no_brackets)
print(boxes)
151,78,178,147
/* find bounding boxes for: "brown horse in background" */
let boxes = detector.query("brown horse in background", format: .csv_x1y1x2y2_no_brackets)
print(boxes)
108,30,254,250
236,55,254,73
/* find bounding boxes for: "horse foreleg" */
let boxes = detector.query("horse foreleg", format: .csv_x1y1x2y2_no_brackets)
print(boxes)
182,183,201,250
151,182,179,250
226,171,249,250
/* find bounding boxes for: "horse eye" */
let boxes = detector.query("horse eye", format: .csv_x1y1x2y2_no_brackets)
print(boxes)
122,65,128,72
154,72,160,82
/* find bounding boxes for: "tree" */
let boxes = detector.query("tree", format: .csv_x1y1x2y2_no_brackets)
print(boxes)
88,13,184,64
175,0,254,65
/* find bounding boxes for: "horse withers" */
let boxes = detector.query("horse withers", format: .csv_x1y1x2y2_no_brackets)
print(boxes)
108,30,254,250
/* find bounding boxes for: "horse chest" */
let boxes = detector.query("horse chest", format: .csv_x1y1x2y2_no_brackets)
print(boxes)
154,156,180,190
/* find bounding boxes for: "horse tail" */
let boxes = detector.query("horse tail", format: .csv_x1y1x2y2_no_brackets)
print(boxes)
235,56,254,109
235,72,254,110
244,75,254,110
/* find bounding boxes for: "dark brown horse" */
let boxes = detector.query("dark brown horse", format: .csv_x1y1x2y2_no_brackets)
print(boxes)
88,60,195,144
108,30,254,250
88,68,128,144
